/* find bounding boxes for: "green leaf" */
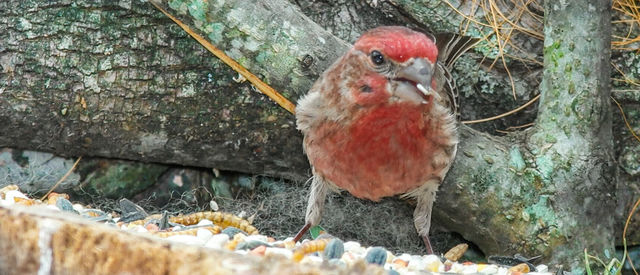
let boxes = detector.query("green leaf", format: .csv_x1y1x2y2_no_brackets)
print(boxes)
309,225,326,239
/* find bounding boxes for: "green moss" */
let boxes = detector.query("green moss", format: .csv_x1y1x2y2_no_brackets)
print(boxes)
206,22,225,43
509,147,526,172
525,195,558,228
186,0,208,23
390,0,467,33
535,155,554,181
620,145,640,176
16,17,33,31
570,96,586,122
564,64,572,73
82,163,166,198
522,168,543,190
545,134,557,143
168,0,189,14
469,168,497,194
544,41,562,68
210,177,232,198
564,105,572,117
255,51,270,64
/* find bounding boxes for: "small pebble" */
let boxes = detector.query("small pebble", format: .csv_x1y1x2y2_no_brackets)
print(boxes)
392,258,408,268
509,263,530,273
5,190,28,204
14,197,36,206
444,260,453,272
340,251,357,265
55,198,78,214
343,241,364,255
236,240,270,251
478,264,499,274
209,200,219,211
118,198,148,223
423,255,442,272
221,226,247,238
299,255,323,265
444,243,469,262
385,251,394,264
450,262,466,273
225,233,246,250
204,234,229,249
497,267,510,274
323,239,344,260
72,203,85,212
396,253,412,261
196,228,214,241
244,234,268,243
264,247,293,258
0,185,19,198
459,263,478,273
535,264,548,272
249,245,266,256
81,209,109,221
47,192,69,202
328,258,346,268
145,223,159,232
134,225,148,233
280,237,296,249
197,219,213,226
365,247,387,266
166,235,204,246
407,255,426,271
387,269,400,275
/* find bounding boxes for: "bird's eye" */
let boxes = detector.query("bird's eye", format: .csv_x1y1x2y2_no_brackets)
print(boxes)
370,50,385,65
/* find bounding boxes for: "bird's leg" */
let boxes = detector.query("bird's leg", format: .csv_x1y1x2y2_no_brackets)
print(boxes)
422,235,434,255
293,175,329,242
293,223,311,243
412,181,439,255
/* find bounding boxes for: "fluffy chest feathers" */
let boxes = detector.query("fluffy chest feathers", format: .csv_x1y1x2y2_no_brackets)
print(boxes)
302,102,457,201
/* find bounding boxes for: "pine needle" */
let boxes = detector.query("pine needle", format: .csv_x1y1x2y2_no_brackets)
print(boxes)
623,197,640,275
41,156,82,201
462,94,540,124
612,96,640,143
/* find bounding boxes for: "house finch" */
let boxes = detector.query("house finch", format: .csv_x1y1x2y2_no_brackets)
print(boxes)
293,26,477,253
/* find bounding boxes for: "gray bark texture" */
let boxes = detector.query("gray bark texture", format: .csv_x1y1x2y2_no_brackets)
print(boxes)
0,0,637,271
0,0,310,181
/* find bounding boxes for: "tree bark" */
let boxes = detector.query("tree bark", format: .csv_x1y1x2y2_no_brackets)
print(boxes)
0,0,311,181
534,0,615,270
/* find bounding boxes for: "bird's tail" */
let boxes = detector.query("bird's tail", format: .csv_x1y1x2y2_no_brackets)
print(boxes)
434,33,480,69
433,33,480,118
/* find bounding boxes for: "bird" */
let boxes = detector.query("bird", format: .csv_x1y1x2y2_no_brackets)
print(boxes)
293,26,477,254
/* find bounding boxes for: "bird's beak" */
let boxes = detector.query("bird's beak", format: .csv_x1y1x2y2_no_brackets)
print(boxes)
392,58,435,104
